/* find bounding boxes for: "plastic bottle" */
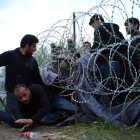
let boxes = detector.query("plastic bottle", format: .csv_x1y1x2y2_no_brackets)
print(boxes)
21,132,40,139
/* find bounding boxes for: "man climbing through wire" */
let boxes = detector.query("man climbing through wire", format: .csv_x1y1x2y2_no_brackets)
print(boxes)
89,14,128,106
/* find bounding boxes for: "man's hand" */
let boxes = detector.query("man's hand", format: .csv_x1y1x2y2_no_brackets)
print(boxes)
15,119,33,124
20,124,33,132
15,119,33,132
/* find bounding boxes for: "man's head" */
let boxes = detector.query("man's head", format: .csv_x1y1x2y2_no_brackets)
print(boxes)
14,84,31,104
82,42,91,52
89,14,105,28
20,34,39,56
124,17,140,34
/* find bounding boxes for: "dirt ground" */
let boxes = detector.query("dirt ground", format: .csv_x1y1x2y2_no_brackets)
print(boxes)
0,123,40,140
0,123,58,140
1,121,140,140
0,122,78,140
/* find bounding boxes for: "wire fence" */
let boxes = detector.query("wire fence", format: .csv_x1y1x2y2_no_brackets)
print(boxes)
0,0,140,129
35,0,140,128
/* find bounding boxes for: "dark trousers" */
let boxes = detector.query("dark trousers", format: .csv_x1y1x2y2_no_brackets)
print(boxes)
97,61,121,107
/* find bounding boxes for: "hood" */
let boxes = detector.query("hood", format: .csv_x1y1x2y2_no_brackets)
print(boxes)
14,47,22,55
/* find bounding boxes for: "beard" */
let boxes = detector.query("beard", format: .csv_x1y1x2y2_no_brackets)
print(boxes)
25,50,33,57
23,100,29,104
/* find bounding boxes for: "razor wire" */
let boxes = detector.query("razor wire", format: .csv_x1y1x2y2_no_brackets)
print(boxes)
35,0,140,129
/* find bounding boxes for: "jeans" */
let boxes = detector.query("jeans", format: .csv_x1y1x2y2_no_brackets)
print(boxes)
40,94,80,124
0,110,15,127
6,92,23,120
0,110,24,128
97,61,121,106
3,92,25,128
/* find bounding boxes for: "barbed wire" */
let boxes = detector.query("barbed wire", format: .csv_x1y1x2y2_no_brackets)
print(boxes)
36,0,140,128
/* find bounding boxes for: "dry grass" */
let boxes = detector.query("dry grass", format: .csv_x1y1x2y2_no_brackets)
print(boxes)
37,121,140,140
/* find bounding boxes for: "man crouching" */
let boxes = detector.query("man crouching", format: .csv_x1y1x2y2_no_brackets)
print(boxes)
0,84,79,132
14,84,52,132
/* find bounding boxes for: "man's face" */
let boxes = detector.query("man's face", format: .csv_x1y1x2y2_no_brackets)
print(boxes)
82,43,91,52
125,22,134,34
25,42,37,57
91,20,101,29
14,87,31,104
125,22,138,34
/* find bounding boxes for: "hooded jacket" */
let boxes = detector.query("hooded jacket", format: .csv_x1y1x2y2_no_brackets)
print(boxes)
130,31,140,69
91,23,128,63
0,48,42,92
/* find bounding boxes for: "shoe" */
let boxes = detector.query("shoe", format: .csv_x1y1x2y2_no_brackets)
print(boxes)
53,110,70,123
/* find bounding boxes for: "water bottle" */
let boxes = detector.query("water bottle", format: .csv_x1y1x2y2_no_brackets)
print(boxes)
21,132,40,139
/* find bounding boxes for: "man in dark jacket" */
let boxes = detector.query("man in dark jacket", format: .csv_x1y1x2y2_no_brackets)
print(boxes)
0,34,43,121
124,18,140,87
89,14,127,106
0,84,78,132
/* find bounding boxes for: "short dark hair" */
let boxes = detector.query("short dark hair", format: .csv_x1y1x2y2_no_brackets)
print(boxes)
83,41,91,47
124,17,140,30
20,34,39,48
13,84,27,93
89,14,105,26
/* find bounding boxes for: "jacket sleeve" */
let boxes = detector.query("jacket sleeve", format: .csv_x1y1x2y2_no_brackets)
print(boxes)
131,38,140,69
0,51,12,66
31,59,44,85
91,27,106,51
31,85,52,123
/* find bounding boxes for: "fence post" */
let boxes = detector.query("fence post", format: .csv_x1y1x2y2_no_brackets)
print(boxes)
73,12,78,124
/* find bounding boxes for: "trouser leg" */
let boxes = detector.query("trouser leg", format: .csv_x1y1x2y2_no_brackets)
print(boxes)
6,92,24,128
40,94,80,124
0,110,15,127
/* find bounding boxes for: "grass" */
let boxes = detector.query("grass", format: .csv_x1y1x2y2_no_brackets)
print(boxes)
68,122,140,140
38,120,140,140
0,96,140,140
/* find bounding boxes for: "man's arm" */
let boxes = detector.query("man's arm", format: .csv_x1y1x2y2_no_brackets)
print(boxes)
16,85,52,131
15,119,33,125
31,59,44,85
29,85,52,123
91,27,105,51
15,104,33,132
131,38,140,72
0,51,12,66
17,85,52,123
